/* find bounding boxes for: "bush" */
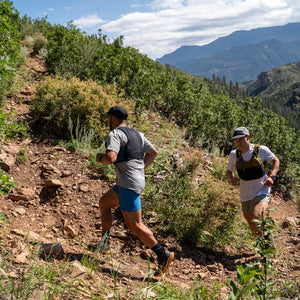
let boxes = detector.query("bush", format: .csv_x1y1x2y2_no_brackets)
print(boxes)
30,76,122,139
16,145,27,164
143,156,240,246
32,32,47,55
24,35,34,46
0,169,17,194
0,109,27,141
0,0,21,102
38,47,48,58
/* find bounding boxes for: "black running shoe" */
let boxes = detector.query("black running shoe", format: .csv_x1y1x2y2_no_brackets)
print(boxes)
154,250,174,277
87,234,111,255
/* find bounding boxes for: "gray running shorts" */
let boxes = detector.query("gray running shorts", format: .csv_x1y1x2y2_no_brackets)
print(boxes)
241,194,270,214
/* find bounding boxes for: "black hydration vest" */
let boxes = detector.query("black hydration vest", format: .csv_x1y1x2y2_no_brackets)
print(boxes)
115,127,144,163
236,145,264,181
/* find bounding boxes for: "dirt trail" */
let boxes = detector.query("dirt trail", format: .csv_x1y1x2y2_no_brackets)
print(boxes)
0,55,299,298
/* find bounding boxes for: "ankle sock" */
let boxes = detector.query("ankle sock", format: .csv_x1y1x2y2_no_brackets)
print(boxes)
152,243,165,259
102,231,110,239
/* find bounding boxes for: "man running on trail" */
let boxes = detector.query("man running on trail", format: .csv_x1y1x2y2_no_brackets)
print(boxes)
88,105,174,277
226,127,280,239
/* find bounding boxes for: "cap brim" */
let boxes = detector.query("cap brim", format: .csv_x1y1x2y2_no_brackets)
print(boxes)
232,134,246,139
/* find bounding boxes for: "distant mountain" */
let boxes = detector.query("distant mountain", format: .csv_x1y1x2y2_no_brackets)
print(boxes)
156,23,300,83
241,61,300,129
176,39,300,83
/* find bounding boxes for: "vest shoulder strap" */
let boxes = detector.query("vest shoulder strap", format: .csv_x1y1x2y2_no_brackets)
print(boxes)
236,148,242,160
253,144,261,158
236,144,261,160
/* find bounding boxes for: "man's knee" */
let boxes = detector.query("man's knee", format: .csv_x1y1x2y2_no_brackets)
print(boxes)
244,212,255,224
125,218,140,232
99,189,118,209
99,193,107,207
253,202,268,219
125,217,147,235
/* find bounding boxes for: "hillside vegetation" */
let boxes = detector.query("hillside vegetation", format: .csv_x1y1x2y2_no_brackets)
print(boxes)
0,1,299,298
241,62,300,129
1,0,299,237
17,14,300,198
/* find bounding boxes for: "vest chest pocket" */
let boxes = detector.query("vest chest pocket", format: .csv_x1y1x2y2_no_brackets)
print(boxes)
236,145,265,181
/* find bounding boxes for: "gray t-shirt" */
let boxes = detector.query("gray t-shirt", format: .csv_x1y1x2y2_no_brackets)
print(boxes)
105,126,154,194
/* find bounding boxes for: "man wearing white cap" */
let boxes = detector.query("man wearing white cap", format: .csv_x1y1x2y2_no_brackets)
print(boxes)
227,127,280,237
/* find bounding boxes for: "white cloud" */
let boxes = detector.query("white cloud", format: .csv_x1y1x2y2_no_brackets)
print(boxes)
48,8,55,11
73,14,104,28
149,0,184,9
101,0,300,59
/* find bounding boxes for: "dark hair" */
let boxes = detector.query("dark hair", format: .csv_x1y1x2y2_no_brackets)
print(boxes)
106,106,128,120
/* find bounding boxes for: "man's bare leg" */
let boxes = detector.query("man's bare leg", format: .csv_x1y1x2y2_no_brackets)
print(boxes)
99,189,119,231
122,209,157,248
244,201,269,236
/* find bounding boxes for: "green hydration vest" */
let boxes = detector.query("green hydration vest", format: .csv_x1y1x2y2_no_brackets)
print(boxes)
114,126,144,163
236,145,264,181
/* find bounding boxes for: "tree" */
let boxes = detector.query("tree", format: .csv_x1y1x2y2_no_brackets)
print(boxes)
0,0,20,101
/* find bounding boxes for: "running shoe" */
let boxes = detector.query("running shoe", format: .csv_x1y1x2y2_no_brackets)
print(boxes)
154,250,175,277
87,234,111,255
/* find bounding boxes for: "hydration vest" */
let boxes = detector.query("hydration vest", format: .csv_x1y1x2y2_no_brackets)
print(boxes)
236,145,264,181
115,127,144,163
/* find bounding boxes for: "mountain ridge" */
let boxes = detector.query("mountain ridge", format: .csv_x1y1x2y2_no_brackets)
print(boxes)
177,39,300,83
157,22,300,83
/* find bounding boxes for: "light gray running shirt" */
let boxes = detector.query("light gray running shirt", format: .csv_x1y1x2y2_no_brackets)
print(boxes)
105,126,154,194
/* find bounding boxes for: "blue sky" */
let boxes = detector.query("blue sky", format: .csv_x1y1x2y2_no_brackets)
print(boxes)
12,0,300,60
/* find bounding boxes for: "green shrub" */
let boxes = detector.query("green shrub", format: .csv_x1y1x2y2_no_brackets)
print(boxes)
16,145,27,164
0,0,21,102
32,32,47,55
0,109,27,141
24,35,34,46
0,169,17,194
143,156,239,246
31,76,121,139
0,108,26,195
38,47,48,58
227,214,278,300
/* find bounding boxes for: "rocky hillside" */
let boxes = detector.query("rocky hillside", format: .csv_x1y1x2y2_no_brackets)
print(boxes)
241,61,300,129
0,56,299,299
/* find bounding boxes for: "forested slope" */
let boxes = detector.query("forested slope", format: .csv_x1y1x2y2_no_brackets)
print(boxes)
241,62,300,129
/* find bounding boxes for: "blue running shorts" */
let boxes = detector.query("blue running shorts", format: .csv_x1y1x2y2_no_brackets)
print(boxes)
112,185,142,212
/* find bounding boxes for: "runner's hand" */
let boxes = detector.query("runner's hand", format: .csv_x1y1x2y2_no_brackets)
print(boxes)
230,177,239,186
263,177,273,186
96,153,105,162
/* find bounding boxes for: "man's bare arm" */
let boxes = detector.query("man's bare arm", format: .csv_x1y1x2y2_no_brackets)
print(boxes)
144,147,158,169
226,169,239,186
96,150,117,165
264,155,280,186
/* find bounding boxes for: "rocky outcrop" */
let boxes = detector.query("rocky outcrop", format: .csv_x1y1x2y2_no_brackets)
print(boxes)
0,143,21,171
256,70,273,89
